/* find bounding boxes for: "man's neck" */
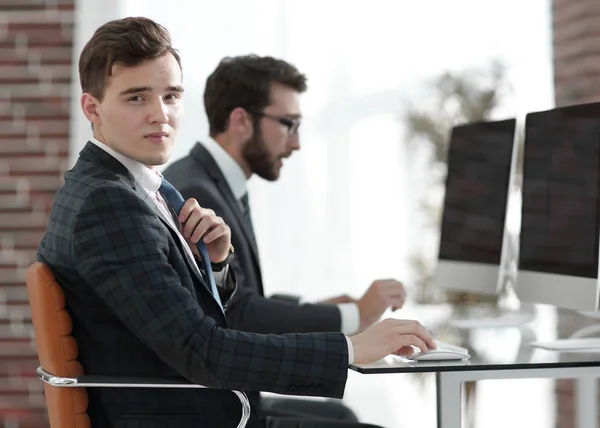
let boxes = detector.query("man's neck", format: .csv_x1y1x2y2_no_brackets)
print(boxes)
212,134,252,179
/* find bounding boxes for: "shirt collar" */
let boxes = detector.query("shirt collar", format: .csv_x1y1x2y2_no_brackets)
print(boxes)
200,136,247,200
90,137,162,194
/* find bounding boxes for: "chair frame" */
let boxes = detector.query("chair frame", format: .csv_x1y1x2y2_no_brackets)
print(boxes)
36,366,251,428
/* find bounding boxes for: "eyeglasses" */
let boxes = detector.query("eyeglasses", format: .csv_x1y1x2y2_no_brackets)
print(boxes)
252,111,301,136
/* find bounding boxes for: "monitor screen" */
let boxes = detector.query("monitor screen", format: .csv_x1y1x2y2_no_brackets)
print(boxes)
519,102,600,279
438,119,516,265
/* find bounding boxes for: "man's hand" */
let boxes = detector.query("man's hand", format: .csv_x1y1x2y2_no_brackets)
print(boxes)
178,198,231,263
357,279,406,332
350,318,435,364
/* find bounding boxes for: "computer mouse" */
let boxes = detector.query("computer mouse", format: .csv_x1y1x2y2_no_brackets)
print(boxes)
408,348,470,361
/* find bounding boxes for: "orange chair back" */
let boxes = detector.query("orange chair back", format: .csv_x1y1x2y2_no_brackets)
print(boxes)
26,262,90,428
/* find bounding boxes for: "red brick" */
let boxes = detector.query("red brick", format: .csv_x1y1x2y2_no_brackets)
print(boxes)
0,65,72,81
0,100,70,118
0,231,45,250
554,38,600,61
0,212,48,231
4,83,71,99
0,176,63,193
7,22,63,32
2,10,73,25
0,156,66,174
0,0,74,11
0,357,38,378
553,0,600,24
553,20,600,44
0,127,69,143
0,302,32,322
0,139,69,155
0,285,29,303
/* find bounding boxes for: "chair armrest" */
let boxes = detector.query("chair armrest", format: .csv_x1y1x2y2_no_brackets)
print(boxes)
37,367,250,428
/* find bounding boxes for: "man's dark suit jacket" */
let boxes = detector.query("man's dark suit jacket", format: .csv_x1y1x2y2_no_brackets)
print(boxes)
162,142,342,335
37,142,349,427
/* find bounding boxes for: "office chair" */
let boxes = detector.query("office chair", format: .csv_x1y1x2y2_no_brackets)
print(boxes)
25,262,250,428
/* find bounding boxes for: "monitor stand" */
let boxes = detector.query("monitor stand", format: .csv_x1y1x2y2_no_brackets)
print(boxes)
448,261,536,329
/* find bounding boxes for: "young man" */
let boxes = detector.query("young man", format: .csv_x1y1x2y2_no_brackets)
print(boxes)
163,55,410,421
37,17,435,428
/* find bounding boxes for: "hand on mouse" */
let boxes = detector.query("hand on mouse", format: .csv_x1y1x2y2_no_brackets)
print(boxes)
349,318,435,364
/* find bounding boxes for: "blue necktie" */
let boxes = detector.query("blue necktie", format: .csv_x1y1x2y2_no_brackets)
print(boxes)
158,178,223,310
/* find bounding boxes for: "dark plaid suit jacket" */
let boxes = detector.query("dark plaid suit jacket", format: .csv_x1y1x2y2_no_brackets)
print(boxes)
37,142,349,428
163,142,342,335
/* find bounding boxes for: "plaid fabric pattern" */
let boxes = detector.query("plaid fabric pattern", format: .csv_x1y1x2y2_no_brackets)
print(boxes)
37,142,349,427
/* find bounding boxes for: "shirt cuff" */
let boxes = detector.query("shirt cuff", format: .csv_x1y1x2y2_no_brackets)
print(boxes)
345,335,354,365
213,264,233,289
338,303,360,335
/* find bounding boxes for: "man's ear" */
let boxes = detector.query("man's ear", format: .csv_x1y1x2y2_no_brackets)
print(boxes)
81,93,102,128
229,107,253,139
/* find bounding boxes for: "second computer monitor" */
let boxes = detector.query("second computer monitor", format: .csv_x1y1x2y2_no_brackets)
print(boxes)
517,102,600,311
433,119,517,295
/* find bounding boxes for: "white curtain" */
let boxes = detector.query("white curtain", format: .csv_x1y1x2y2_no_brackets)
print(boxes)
70,1,553,426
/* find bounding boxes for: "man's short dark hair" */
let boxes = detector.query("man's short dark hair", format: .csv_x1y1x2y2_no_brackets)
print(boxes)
204,55,307,136
79,17,181,100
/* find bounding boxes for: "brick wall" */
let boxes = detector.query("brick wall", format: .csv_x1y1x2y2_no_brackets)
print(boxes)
0,1,74,426
553,0,600,107
553,0,600,427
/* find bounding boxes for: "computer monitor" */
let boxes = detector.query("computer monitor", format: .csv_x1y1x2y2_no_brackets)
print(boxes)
433,118,518,295
517,102,600,312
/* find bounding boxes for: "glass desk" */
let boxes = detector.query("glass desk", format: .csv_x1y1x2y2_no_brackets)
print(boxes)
350,303,600,428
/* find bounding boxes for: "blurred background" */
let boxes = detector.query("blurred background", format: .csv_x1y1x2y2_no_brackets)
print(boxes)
0,0,596,426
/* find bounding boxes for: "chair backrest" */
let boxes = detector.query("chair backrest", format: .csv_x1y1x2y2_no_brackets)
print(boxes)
26,262,91,428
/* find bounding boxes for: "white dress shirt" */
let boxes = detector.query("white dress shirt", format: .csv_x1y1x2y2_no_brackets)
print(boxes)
200,137,358,363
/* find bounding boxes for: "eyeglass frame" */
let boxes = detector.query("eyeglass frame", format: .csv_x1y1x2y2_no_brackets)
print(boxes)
249,110,301,136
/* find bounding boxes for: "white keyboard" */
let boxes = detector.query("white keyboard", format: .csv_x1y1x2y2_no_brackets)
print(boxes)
531,338,600,351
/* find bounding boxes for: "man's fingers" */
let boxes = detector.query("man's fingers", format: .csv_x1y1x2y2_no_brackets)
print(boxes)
398,334,427,354
178,198,199,222
384,294,405,310
377,283,405,299
202,224,229,243
396,321,436,349
190,216,223,243
393,346,415,356
182,209,202,239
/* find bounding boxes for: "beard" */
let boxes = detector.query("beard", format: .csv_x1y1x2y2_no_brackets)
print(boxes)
242,129,284,181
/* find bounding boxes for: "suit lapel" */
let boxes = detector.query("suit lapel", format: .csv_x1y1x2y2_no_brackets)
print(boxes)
141,188,226,317
135,186,208,286
79,142,214,300
191,143,262,265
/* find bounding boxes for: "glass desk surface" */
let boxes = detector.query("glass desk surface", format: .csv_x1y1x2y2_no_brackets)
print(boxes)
351,302,600,374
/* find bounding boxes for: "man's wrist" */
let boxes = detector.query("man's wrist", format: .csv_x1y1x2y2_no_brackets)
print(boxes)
211,244,234,271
